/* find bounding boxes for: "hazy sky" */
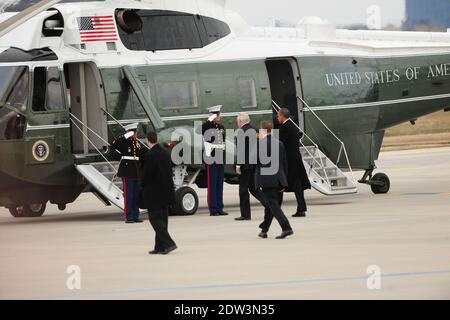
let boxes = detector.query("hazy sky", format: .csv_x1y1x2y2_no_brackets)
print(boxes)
226,0,406,27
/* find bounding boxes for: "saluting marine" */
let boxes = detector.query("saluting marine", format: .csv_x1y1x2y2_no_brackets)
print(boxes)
111,123,145,224
202,105,228,216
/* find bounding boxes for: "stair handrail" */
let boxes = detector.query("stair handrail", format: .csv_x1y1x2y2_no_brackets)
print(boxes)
69,117,118,174
296,96,356,185
69,112,115,152
272,100,332,187
100,107,150,150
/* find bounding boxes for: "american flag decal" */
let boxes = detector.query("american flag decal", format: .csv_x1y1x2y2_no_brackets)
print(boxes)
77,15,118,42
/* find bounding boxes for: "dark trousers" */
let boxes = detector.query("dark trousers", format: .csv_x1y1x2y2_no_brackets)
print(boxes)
123,178,140,221
239,168,267,219
148,206,176,252
278,185,308,213
259,188,292,233
207,164,224,214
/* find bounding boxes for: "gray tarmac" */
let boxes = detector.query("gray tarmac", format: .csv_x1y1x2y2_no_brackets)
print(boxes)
0,147,449,300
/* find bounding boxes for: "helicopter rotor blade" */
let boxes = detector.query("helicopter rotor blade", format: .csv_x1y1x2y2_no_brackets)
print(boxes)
0,0,61,39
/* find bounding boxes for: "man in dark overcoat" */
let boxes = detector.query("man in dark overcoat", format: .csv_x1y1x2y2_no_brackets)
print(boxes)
140,131,177,255
277,108,312,217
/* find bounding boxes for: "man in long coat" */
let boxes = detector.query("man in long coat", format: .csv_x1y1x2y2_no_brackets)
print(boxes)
277,108,312,217
140,131,177,255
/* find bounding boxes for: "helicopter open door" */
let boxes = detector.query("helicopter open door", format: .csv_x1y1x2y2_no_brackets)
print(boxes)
121,65,165,130
64,62,108,156
267,59,358,195
265,58,304,130
70,65,166,213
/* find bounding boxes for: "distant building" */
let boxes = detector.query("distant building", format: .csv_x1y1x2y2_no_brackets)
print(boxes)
264,17,294,28
404,0,450,30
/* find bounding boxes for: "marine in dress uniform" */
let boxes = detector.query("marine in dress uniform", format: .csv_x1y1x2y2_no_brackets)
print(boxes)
202,105,228,216
111,123,145,224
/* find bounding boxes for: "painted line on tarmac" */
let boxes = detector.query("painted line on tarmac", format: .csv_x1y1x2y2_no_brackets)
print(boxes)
113,228,148,232
22,268,450,300
385,192,448,197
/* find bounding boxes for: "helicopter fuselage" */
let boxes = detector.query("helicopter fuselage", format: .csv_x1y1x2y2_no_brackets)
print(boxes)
0,0,449,213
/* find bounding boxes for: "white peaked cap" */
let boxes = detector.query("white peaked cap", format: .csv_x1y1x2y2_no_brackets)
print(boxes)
124,123,139,131
208,105,222,113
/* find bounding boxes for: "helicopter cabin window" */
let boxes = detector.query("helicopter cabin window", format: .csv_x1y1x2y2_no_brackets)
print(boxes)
0,66,29,140
116,9,231,51
239,79,257,108
32,67,65,112
141,14,202,51
158,81,198,109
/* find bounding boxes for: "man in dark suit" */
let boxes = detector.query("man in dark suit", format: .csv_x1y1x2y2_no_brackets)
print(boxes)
254,121,293,239
235,112,268,221
140,131,177,255
111,123,145,224
277,108,312,217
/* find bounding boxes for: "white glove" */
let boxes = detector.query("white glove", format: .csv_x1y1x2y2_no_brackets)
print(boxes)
208,114,218,122
124,131,134,139
204,142,212,157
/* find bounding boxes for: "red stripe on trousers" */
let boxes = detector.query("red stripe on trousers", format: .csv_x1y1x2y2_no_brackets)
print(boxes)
207,165,211,212
122,177,127,221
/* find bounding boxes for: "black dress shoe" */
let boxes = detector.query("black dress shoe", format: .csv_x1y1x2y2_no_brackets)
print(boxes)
292,212,306,217
210,213,220,216
218,211,229,216
276,230,294,239
149,250,161,255
235,217,251,221
161,245,178,255
134,219,144,223
258,232,268,239
125,220,135,224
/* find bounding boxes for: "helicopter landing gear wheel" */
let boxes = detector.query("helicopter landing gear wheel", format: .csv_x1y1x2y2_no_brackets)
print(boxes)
9,203,46,218
370,173,390,194
9,206,26,218
171,187,199,216
359,169,391,195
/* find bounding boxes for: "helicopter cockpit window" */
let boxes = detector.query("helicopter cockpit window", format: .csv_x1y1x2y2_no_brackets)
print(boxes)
32,67,65,112
116,9,231,52
0,66,29,140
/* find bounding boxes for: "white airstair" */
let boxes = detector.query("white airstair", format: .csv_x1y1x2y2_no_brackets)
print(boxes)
68,65,166,213
272,98,357,196
70,112,127,210
75,162,124,210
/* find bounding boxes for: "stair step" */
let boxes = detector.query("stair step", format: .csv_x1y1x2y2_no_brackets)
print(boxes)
300,145,317,151
90,162,119,168
300,146,318,157
304,156,327,162
320,176,348,182
331,185,357,191
316,166,338,175
102,171,117,177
